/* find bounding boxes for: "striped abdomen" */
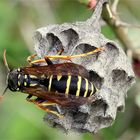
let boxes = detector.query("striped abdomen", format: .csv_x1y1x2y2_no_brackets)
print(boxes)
41,75,96,97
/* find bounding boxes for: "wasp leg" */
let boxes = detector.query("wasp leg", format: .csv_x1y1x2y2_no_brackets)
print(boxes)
44,48,64,64
36,99,62,114
26,96,63,118
31,59,48,65
27,54,45,66
44,57,53,65
27,54,49,65
29,58,53,65
26,95,33,101
27,54,37,64
27,56,52,66
27,48,64,65
37,104,64,118
26,96,43,104
28,56,53,66
44,47,105,60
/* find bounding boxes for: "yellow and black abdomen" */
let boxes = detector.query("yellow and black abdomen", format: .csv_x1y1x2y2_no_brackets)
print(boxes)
43,75,96,97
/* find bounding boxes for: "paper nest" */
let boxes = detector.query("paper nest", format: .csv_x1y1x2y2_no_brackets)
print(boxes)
33,6,135,133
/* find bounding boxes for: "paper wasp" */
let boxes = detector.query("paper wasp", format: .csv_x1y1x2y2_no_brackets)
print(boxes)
3,47,105,117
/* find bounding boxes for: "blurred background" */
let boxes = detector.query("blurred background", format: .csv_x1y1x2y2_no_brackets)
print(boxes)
0,0,140,140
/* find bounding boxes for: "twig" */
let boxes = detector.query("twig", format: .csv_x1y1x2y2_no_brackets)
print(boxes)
115,21,140,28
111,0,119,14
102,1,140,60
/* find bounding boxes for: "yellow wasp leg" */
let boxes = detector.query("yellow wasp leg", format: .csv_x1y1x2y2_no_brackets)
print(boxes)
27,47,104,64
27,54,37,64
44,47,105,60
27,54,47,65
27,55,50,65
30,59,46,65
41,102,57,106
37,104,64,118
26,97,63,118
27,48,64,65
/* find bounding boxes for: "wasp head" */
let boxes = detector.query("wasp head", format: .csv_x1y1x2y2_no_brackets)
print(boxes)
3,50,20,94
7,69,19,91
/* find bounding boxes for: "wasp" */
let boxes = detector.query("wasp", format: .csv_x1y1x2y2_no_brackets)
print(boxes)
3,47,105,117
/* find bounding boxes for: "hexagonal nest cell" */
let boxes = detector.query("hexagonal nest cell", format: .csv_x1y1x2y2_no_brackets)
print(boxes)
33,0,135,133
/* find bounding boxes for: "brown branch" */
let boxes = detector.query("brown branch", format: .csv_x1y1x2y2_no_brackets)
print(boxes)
102,1,140,60
116,21,140,28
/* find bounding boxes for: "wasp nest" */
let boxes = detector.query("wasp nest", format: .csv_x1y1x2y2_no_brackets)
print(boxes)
33,0,135,133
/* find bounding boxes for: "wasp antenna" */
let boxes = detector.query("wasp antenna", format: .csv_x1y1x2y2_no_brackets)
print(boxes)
3,49,10,72
2,86,8,96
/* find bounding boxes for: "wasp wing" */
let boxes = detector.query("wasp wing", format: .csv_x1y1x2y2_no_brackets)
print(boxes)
21,63,89,79
23,86,88,108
